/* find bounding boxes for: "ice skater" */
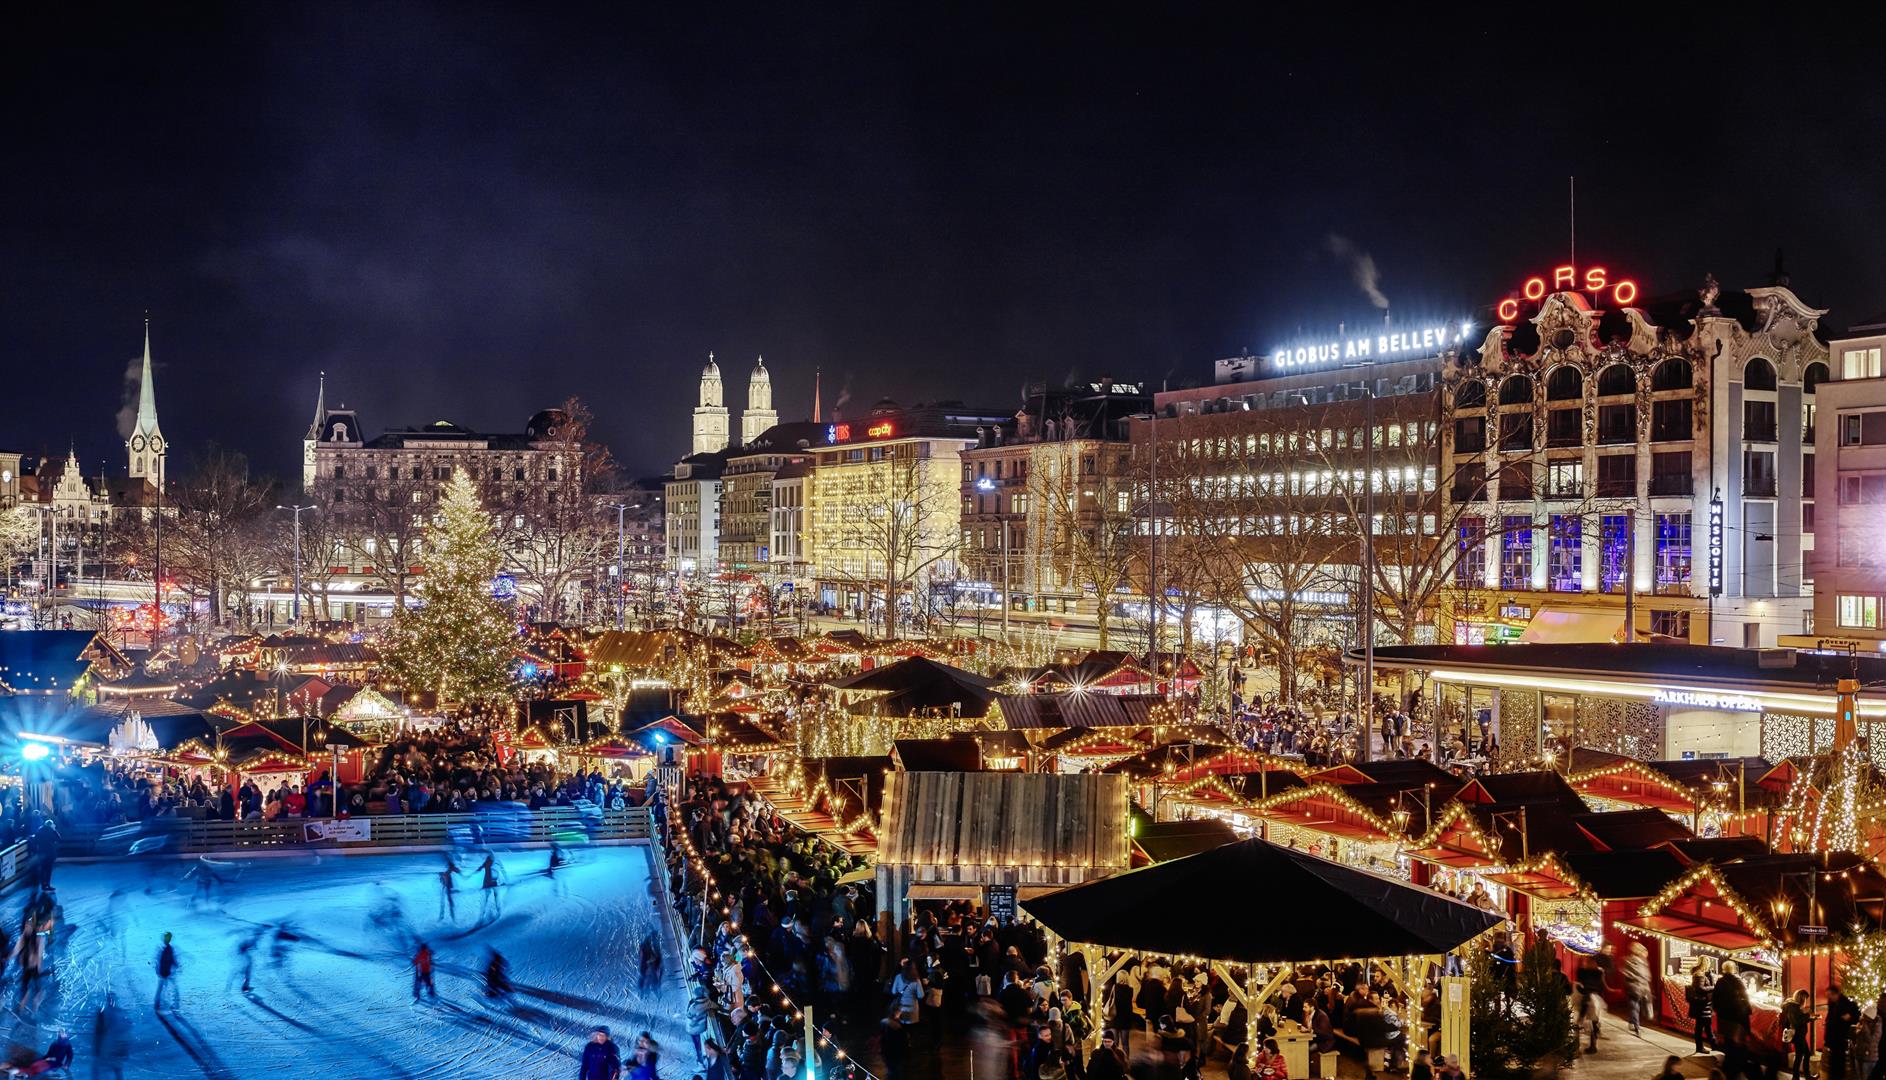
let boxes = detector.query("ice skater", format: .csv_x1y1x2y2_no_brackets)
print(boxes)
638,932,662,991
153,932,180,1012
483,948,511,1000
437,856,458,922
479,854,502,919
412,941,437,1002
545,842,567,897
93,992,129,1079
231,929,262,993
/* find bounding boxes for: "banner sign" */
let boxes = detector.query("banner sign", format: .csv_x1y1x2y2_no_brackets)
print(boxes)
304,819,371,843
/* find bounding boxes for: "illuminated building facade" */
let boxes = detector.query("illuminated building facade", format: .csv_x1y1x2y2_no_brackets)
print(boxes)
958,382,1146,621
664,451,725,576
1805,318,1886,654
718,422,820,572
803,402,1005,615
1447,266,1828,648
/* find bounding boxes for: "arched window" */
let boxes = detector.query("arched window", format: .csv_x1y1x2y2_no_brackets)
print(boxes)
1651,358,1693,391
1804,361,1829,395
1546,366,1583,401
1597,363,1636,397
1499,375,1535,406
1745,357,1777,391
1455,380,1486,408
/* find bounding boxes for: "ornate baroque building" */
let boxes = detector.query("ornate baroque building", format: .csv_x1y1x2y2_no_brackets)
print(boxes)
1443,272,1829,651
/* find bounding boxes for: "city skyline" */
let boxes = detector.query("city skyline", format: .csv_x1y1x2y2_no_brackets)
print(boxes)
4,10,1884,480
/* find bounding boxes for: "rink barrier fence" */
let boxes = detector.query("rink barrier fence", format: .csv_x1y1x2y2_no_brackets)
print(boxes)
54,806,654,857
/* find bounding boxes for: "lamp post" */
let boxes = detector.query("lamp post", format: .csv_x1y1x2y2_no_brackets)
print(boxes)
277,504,313,626
608,502,630,630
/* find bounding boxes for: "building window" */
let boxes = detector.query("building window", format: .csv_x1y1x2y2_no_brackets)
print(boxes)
1597,404,1635,445
1457,517,1486,587
1597,454,1635,497
1744,400,1778,442
1744,450,1777,497
1650,609,1691,639
1453,417,1487,454
1546,409,1581,448
1654,513,1692,593
1597,364,1636,396
1599,514,1629,593
1549,515,1582,592
1838,594,1882,629
1652,399,1693,442
1547,461,1583,499
1804,502,1815,534
1843,411,1886,447
1011,493,1031,515
333,465,347,479
1843,347,1883,380
1498,463,1533,501
1650,452,1692,497
1499,413,1533,452
1500,515,1532,590
1745,357,1778,391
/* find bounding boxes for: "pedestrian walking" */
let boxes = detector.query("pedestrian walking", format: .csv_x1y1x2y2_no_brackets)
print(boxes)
412,941,437,1001
1781,990,1812,1080
579,1025,623,1080
154,932,180,1012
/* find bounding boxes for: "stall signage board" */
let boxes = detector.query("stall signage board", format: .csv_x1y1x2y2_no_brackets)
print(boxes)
304,819,372,843
986,884,1018,924
1798,925,1830,937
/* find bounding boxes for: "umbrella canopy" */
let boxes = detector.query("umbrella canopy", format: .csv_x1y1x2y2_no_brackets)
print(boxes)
1021,836,1501,963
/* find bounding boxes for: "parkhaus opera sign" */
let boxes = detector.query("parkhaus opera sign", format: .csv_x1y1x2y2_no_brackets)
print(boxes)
1496,265,1639,322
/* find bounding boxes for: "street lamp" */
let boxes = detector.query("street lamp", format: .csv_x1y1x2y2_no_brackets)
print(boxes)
277,504,314,625
607,502,631,630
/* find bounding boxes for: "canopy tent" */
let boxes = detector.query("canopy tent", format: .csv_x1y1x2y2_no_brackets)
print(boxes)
831,656,1000,718
1021,836,1502,963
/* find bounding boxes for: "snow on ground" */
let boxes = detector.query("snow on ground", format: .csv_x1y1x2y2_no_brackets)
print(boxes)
2,844,688,1079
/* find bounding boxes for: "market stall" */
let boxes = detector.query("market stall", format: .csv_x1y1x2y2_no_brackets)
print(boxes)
1618,852,1886,1047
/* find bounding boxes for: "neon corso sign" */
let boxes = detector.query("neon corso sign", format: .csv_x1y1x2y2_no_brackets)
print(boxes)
1496,265,1638,323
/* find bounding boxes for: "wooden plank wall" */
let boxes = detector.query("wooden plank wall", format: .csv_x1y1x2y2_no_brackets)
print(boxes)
880,771,1129,876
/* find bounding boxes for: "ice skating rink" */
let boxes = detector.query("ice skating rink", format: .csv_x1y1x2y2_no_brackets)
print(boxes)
7,844,687,1078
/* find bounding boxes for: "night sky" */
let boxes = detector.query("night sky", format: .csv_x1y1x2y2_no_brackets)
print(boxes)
4,8,1883,481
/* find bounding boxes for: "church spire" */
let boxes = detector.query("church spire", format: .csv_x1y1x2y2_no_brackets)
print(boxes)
306,372,327,440
127,316,166,488
135,316,159,436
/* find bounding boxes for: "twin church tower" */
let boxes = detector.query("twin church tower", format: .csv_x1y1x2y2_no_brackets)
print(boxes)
691,353,776,455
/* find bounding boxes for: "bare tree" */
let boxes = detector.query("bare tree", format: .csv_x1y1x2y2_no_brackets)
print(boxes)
823,448,960,640
341,472,432,611
500,397,616,624
166,447,276,628
1028,441,1138,649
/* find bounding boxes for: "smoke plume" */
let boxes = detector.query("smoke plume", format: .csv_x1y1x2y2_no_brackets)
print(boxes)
1324,234,1390,311
114,354,143,438
832,376,852,418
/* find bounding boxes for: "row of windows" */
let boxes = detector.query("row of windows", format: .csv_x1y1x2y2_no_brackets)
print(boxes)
1456,357,1827,407
1841,411,1886,447
1843,347,1883,381
1837,594,1881,629
1156,423,1439,460
332,463,560,483
1457,512,1692,594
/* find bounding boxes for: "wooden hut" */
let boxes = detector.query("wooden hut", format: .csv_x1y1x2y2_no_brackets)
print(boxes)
876,771,1129,944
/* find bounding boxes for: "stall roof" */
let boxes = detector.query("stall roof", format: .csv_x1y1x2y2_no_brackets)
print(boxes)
880,771,1129,872
832,656,999,717
1558,849,1691,900
891,739,984,773
1133,819,1239,864
1572,809,1693,851
997,692,1161,730
1458,771,1587,810
1022,837,1502,963
1311,759,1458,789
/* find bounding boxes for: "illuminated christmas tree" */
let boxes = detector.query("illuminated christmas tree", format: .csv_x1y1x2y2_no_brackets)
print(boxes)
381,468,519,711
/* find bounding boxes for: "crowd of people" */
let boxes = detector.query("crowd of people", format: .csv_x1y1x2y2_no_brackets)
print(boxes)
662,773,883,1080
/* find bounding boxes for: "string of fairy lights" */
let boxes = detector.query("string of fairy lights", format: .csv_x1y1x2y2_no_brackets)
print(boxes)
660,788,879,1080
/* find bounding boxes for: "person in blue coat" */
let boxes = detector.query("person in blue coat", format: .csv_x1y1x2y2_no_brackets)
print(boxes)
579,1025,622,1080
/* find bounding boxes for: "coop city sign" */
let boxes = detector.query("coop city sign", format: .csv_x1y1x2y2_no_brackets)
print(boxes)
1271,322,1469,370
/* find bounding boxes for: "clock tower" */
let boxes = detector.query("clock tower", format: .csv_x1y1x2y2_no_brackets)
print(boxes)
126,319,166,489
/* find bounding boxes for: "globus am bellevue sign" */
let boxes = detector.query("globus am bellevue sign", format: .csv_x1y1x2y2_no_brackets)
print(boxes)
1496,265,1639,323
1271,322,1470,370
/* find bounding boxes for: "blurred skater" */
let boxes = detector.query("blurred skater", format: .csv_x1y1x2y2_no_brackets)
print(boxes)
437,856,457,922
484,949,511,1000
153,932,180,1012
412,941,437,1001
93,992,129,1080
479,855,501,919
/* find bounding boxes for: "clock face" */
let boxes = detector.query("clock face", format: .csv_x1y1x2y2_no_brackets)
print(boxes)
149,436,164,454
129,434,146,453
